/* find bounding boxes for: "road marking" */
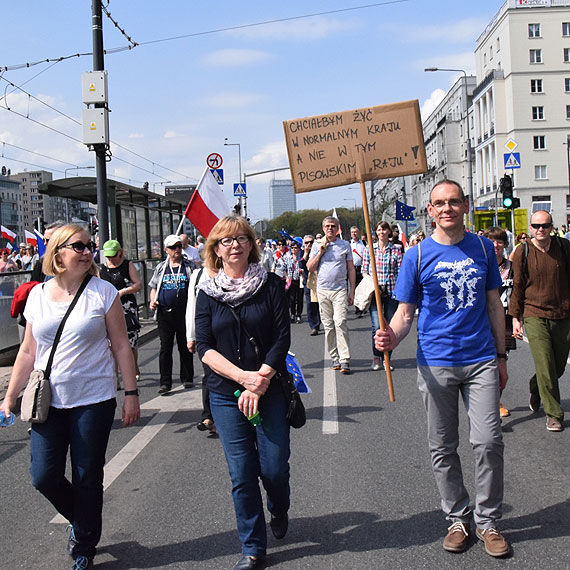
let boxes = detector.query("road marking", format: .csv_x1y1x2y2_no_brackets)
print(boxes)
51,386,202,524
322,344,339,434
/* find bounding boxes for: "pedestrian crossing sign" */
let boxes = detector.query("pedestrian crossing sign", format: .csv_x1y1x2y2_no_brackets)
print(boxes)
233,183,247,196
210,169,224,184
503,152,521,169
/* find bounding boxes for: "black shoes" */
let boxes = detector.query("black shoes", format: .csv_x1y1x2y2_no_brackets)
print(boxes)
233,555,264,570
158,385,171,395
270,514,288,539
529,392,541,412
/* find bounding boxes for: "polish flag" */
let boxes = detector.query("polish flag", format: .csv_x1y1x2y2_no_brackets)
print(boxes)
397,223,408,249
25,230,37,246
1,225,16,242
183,168,230,237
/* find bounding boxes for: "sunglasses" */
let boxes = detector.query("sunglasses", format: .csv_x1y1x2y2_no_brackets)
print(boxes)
166,244,182,250
530,223,552,230
58,241,96,254
304,241,314,245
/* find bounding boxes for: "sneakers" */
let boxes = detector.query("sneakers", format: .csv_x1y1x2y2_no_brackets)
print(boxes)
71,556,93,570
499,402,510,418
66,524,77,557
158,385,170,395
546,417,563,432
295,316,302,324
443,521,469,553
310,329,319,336
476,527,510,557
371,357,381,371
529,392,541,413
330,361,341,370
383,362,394,372
340,363,351,375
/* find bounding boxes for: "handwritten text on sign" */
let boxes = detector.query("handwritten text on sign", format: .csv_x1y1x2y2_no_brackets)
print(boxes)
283,100,427,193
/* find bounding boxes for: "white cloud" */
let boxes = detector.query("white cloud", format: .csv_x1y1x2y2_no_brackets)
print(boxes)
234,15,359,41
128,133,144,139
392,18,487,45
244,141,290,182
163,130,185,139
421,89,446,120
206,92,263,109
203,49,272,67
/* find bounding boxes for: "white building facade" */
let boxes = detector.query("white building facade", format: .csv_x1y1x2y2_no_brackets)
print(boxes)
269,179,297,219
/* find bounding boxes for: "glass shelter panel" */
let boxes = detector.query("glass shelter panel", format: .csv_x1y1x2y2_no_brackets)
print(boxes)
135,206,148,260
120,207,137,260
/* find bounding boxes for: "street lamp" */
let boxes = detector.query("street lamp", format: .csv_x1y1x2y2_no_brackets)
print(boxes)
425,67,475,231
224,138,244,215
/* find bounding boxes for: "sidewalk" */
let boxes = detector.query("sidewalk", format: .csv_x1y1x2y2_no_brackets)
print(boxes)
0,318,157,402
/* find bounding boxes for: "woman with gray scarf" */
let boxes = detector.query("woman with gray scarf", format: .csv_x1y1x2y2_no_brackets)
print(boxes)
195,215,291,570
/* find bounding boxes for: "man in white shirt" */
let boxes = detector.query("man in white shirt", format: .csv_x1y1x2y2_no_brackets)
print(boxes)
350,226,366,317
179,233,202,267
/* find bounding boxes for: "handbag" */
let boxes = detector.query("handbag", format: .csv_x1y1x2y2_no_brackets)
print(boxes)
20,275,92,423
228,305,306,428
354,273,375,311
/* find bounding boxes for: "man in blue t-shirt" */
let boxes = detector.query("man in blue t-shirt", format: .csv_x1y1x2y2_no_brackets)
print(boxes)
375,180,510,558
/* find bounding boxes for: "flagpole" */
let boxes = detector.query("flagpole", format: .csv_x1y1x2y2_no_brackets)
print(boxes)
360,180,395,402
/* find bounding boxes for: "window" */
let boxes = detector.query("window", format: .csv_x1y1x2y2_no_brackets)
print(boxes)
534,165,548,179
565,48,570,62
490,46,493,60
533,135,546,149
567,105,570,119
532,195,551,212
567,194,570,209
529,23,541,38
531,79,543,93
530,49,542,63
566,78,570,92
497,37,501,51
564,23,570,36
532,106,544,120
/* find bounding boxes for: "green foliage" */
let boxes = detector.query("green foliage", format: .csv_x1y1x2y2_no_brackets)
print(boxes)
260,207,364,240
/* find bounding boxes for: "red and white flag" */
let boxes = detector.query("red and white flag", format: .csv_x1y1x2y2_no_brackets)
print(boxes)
183,168,230,237
25,230,38,246
1,225,16,242
332,208,343,239
397,223,408,249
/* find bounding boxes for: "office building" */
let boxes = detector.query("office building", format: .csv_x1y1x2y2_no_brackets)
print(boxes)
269,179,296,219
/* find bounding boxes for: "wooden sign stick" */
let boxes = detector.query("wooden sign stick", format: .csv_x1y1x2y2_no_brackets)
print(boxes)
359,180,395,402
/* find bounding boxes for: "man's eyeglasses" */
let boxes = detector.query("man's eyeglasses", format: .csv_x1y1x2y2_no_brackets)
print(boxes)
530,223,552,230
304,241,314,245
219,235,250,247
430,199,465,209
58,241,96,254
166,243,182,250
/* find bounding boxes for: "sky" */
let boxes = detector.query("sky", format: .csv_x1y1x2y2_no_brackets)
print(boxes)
0,0,505,224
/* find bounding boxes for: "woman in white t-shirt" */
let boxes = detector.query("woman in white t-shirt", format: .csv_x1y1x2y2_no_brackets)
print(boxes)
0,224,140,570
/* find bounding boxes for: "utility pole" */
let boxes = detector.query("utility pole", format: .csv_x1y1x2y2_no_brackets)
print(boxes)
92,0,109,244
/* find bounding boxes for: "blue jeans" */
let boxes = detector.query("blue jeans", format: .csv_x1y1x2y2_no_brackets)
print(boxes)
30,399,116,560
209,387,291,557
370,296,399,358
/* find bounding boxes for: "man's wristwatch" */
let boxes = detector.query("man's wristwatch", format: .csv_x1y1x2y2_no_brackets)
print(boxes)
124,389,139,396
496,353,508,360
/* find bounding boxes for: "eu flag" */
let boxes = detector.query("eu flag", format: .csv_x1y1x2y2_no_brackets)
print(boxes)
396,200,416,221
286,352,311,393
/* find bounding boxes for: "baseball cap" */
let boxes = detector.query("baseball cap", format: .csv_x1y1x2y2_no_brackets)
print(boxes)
164,234,182,248
293,236,303,247
103,239,121,257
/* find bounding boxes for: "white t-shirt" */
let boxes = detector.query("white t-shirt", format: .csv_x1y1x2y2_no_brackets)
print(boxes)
24,277,119,408
184,245,201,264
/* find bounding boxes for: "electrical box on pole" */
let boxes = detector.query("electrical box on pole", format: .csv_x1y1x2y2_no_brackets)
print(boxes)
82,108,109,145
81,71,108,104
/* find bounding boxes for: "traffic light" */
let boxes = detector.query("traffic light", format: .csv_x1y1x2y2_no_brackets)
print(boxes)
500,174,513,208
510,197,521,209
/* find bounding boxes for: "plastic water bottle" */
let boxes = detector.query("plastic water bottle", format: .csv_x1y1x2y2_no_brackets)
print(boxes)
234,390,262,426
0,411,16,427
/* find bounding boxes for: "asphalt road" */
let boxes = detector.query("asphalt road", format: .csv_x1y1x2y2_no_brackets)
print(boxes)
1,310,569,570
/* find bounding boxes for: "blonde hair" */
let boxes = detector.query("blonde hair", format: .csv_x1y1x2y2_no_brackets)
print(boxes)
42,223,99,277
203,215,260,270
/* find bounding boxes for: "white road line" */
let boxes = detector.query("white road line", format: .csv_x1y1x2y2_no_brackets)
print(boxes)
51,386,201,524
322,344,339,434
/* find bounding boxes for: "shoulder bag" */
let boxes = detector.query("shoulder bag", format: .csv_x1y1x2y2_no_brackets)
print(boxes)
21,275,92,423
228,305,306,429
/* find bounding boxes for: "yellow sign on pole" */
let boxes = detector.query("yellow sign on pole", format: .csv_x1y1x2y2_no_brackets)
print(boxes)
283,100,427,193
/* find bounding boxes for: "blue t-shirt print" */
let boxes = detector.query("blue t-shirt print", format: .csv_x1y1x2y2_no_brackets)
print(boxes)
395,234,502,367
158,266,189,309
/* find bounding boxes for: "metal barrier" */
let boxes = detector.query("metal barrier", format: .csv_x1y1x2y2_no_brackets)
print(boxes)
0,259,161,362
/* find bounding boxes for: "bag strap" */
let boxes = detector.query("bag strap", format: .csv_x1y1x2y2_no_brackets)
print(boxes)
44,274,92,378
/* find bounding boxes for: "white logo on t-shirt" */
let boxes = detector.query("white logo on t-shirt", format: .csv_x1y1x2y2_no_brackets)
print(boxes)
434,257,480,311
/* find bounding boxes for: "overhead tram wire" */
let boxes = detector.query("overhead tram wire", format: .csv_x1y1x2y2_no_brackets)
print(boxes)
0,76,197,183
0,1,410,71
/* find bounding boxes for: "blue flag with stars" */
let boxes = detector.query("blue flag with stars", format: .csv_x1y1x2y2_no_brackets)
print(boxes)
396,200,416,221
286,352,311,393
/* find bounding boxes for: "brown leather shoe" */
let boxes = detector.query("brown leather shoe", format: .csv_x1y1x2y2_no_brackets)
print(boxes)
443,521,470,553
476,527,510,557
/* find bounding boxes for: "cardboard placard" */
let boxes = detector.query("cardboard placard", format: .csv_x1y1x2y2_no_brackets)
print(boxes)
283,100,427,194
